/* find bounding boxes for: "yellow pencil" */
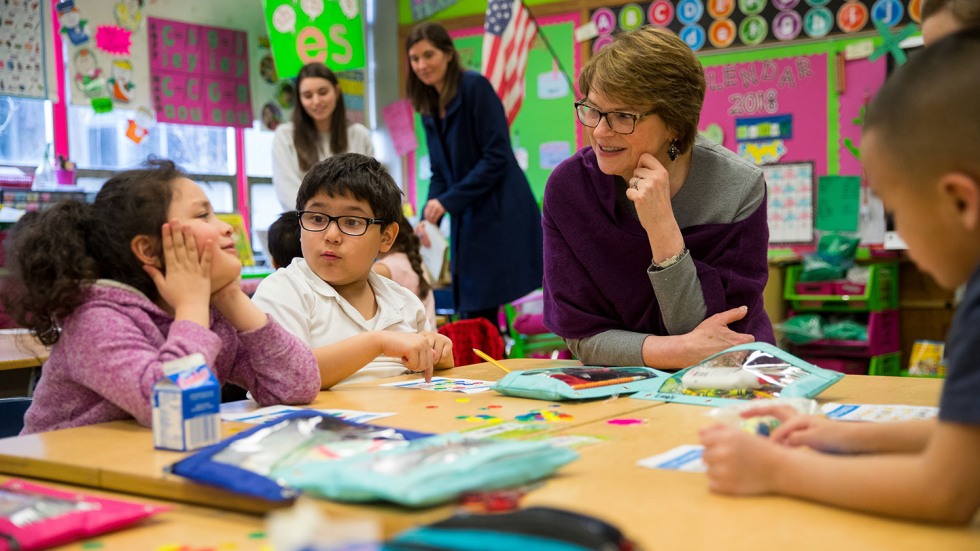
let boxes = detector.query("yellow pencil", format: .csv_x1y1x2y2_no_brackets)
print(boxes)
472,348,510,373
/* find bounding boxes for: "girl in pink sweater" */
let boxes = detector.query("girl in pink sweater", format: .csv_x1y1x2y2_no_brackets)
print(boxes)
2,160,320,434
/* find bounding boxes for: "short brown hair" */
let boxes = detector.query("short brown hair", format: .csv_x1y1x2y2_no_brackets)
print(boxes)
579,26,705,154
864,27,980,186
923,0,980,27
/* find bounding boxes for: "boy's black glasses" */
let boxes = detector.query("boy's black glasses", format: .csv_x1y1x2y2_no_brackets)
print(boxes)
297,211,385,236
574,101,656,135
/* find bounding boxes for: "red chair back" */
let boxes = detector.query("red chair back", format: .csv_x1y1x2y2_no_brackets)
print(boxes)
437,318,505,366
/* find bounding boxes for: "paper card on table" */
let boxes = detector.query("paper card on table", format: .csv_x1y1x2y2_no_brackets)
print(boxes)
222,405,395,425
461,422,550,440
637,445,706,472
382,376,494,394
821,403,938,423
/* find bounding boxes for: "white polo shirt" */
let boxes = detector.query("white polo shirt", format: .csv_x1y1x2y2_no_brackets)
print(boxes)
252,258,430,385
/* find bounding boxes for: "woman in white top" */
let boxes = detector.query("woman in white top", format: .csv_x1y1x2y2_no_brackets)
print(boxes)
272,63,374,211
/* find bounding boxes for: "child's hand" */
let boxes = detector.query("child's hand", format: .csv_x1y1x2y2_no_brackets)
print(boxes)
143,221,211,325
700,423,784,495
421,331,454,368
379,332,435,382
769,414,848,452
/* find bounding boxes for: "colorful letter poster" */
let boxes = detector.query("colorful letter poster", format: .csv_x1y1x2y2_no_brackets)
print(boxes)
147,18,252,128
0,0,46,98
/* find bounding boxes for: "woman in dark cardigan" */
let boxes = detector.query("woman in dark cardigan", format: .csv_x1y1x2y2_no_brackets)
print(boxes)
405,22,542,328
543,26,774,368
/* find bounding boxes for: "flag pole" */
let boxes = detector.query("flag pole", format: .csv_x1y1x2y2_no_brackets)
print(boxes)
521,1,574,92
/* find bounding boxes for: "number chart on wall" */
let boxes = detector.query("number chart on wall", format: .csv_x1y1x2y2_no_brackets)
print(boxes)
148,17,252,128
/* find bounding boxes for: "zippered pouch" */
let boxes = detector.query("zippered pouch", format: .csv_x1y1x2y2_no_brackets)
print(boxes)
169,410,430,502
383,506,636,550
632,342,844,406
491,366,666,401
274,434,579,508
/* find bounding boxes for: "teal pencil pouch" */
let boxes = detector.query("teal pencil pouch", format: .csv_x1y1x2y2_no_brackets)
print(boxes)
491,366,666,401
272,434,578,508
632,342,844,406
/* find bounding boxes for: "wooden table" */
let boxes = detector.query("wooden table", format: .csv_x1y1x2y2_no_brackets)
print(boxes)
1,362,977,549
0,328,49,371
526,375,979,550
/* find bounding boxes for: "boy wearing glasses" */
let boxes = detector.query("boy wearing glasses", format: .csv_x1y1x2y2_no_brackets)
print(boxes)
253,153,454,388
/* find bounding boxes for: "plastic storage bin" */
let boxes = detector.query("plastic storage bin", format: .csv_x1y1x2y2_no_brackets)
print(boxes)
784,263,898,312
800,352,901,376
791,310,900,358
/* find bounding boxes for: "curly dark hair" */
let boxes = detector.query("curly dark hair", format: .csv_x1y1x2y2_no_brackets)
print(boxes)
0,159,181,345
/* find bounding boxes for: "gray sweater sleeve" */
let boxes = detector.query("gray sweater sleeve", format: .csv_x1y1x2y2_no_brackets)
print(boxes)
565,330,648,366
648,251,707,335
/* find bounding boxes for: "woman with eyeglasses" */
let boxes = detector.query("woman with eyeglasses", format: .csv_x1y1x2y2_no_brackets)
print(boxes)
405,22,543,330
542,26,774,369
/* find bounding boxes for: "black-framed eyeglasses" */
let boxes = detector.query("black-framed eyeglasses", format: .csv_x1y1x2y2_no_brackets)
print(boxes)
574,101,656,135
297,210,386,236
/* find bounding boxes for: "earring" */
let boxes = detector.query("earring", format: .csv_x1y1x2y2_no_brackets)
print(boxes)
667,140,680,161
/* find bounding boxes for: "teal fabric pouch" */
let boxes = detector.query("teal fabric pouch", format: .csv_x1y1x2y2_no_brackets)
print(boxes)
491,366,666,401
632,342,844,406
272,434,578,508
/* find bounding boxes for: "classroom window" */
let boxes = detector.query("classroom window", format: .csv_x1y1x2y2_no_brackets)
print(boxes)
0,96,51,166
68,106,236,174
244,121,280,259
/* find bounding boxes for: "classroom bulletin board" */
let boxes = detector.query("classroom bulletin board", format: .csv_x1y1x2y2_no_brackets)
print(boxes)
60,0,153,110
410,13,580,209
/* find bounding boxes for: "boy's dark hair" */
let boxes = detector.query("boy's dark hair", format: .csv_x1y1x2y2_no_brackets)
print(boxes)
267,211,303,269
295,152,402,227
0,159,182,345
864,27,980,185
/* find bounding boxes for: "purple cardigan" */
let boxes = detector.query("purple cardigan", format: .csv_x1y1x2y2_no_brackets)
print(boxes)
22,281,320,435
542,147,774,343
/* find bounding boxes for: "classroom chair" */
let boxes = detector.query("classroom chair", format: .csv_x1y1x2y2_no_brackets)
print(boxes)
503,290,572,360
0,397,32,438
437,318,505,366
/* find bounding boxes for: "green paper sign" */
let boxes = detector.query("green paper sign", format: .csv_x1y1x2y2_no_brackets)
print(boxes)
263,0,365,78
816,175,861,232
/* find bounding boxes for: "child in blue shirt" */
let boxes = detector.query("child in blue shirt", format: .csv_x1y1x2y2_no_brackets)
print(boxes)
700,28,980,523
253,153,454,388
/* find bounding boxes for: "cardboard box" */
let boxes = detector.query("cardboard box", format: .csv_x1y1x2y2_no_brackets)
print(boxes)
152,353,221,451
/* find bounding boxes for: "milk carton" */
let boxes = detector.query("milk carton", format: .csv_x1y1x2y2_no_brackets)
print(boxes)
152,353,221,451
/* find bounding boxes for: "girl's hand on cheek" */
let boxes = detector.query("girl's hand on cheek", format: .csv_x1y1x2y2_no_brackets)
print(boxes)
143,221,212,315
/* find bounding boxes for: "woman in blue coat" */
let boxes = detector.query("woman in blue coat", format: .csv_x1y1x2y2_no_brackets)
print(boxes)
406,22,543,326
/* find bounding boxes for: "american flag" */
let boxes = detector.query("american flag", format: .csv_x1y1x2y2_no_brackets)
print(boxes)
481,0,537,126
